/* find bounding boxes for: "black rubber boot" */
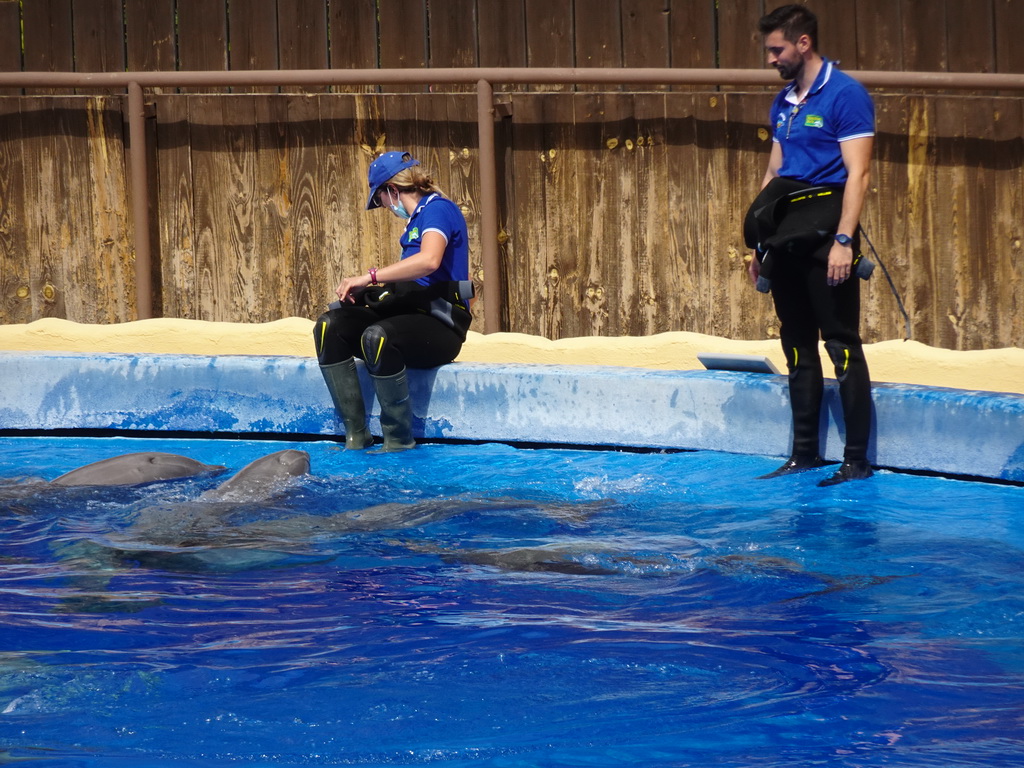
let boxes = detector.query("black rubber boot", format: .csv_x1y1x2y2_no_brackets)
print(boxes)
824,339,873,466
818,459,874,487
319,359,373,450
760,347,825,479
757,454,828,479
371,368,416,452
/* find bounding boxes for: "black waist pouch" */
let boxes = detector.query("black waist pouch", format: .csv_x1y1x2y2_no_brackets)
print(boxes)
364,280,474,337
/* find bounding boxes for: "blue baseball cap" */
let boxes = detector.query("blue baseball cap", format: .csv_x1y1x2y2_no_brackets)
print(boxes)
366,151,420,210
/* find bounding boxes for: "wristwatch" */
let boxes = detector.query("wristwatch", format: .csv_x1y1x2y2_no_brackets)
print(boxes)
834,233,853,247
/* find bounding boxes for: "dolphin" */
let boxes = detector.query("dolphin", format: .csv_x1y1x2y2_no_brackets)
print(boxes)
109,449,312,546
48,452,226,487
407,541,905,597
195,449,310,502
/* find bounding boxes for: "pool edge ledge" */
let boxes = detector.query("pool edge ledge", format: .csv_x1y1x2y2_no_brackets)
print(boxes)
1,352,1021,482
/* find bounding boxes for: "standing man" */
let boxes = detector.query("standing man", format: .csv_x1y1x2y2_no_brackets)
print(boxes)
749,4,875,486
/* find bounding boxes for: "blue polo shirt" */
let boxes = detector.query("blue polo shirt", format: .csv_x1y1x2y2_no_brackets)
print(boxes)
398,193,470,286
770,59,874,186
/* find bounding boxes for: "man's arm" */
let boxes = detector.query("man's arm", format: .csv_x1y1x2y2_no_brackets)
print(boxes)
827,136,873,286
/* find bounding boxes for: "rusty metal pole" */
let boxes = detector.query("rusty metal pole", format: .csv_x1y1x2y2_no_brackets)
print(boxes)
126,81,152,319
476,78,500,334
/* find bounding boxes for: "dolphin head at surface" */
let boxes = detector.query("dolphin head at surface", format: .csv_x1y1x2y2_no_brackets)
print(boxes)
197,449,310,503
49,453,227,487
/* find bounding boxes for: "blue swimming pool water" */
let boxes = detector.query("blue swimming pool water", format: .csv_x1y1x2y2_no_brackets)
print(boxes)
0,435,1022,767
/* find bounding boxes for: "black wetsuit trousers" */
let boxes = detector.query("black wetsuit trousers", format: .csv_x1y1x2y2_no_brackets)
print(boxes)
770,252,872,462
313,305,465,377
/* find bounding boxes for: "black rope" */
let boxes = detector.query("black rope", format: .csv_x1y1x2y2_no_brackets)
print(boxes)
859,225,912,341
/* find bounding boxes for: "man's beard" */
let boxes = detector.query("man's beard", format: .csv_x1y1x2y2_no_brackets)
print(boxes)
776,60,803,80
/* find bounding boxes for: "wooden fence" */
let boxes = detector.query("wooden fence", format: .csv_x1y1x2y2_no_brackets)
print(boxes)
1,1,1022,350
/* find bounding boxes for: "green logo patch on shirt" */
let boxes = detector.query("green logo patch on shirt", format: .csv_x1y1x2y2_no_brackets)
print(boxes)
804,114,824,129
408,227,420,241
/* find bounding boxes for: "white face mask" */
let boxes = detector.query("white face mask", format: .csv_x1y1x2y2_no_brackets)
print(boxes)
384,188,410,220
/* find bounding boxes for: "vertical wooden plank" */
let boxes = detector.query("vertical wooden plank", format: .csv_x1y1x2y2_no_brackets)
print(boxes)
573,92,628,335
154,95,197,318
950,98,1015,348
937,96,993,349
720,92,774,340
282,94,323,316
252,96,290,317
327,0,379,93
478,0,527,94
415,95,453,191
0,1,23,96
124,0,176,94
655,91,696,333
631,93,670,334
668,0,716,85
277,0,329,93
0,99,30,321
926,96,962,347
177,0,229,93
574,0,623,91
505,93,579,337
855,0,903,71
524,0,575,92
71,0,127,77
995,0,1024,74
503,94,550,334
861,94,912,343
22,0,74,95
900,95,941,345
621,0,671,91
427,0,478,93
21,98,96,320
809,0,860,70
188,95,261,321
445,93,485,331
229,0,280,94
897,0,946,72
989,97,1024,347
946,0,995,73
953,98,1000,347
317,94,362,315
85,96,134,321
663,91,704,333
351,94,392,274
379,0,427,92
717,0,764,70
542,93,582,338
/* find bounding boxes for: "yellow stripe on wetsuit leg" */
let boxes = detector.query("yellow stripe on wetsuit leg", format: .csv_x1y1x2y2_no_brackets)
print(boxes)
316,320,328,356
361,335,386,366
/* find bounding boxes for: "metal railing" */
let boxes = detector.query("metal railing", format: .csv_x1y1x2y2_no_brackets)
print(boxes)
2,67,1022,332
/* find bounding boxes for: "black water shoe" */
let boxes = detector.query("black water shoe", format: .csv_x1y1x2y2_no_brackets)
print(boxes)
818,459,874,487
757,455,827,479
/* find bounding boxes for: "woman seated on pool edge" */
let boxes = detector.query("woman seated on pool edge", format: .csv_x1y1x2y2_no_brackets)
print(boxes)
313,151,473,453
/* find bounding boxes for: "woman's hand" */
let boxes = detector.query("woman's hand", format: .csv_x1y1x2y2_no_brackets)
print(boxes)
748,251,761,285
336,273,371,304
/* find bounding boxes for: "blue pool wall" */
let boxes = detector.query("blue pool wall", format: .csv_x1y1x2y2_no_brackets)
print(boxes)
1,352,1022,482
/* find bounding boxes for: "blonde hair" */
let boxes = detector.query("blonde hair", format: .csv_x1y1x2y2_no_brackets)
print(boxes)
388,165,445,198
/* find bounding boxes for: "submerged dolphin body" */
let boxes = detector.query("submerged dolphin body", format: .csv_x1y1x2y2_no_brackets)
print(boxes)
409,541,903,598
49,452,227,487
